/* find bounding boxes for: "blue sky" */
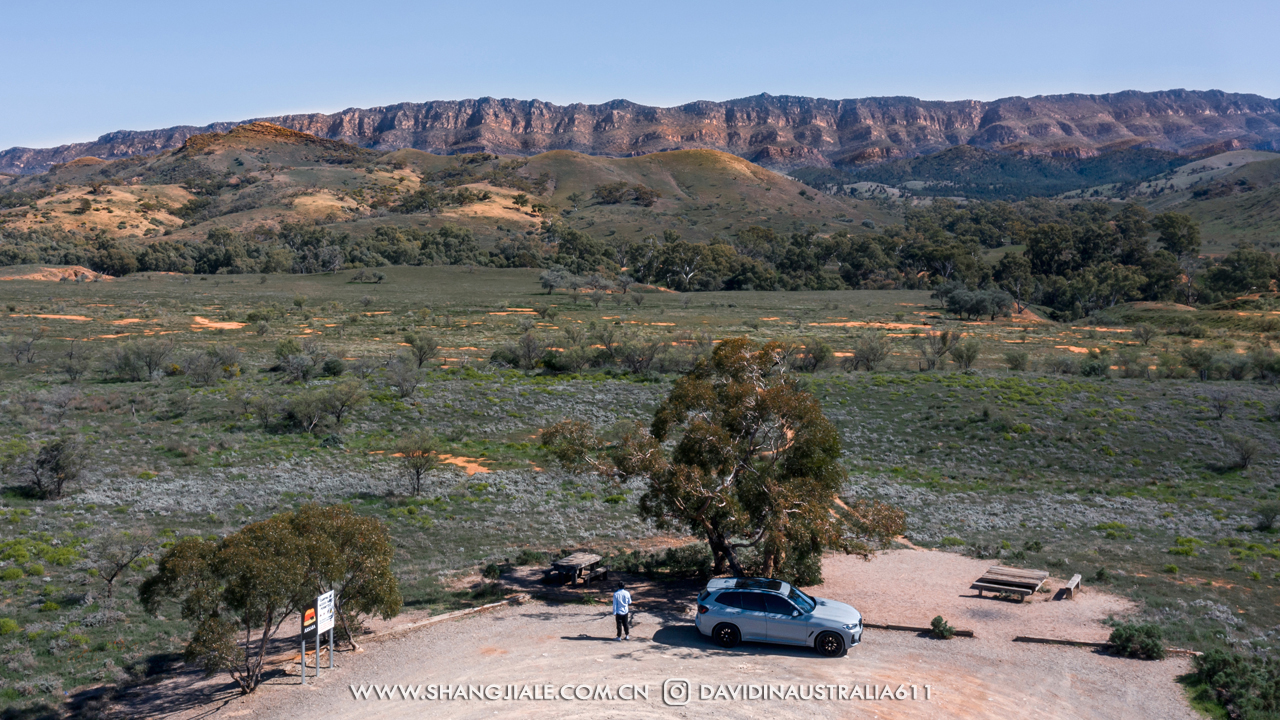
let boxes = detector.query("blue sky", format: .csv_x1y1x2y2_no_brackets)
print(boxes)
4,0,1277,150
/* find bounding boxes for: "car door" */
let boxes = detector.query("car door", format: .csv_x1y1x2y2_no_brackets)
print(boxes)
763,595,811,645
734,591,771,641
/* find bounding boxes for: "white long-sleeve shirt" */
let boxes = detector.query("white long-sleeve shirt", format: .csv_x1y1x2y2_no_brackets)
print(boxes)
612,589,632,615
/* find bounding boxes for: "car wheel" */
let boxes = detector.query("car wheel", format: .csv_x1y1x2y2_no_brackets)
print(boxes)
712,623,741,648
815,631,845,657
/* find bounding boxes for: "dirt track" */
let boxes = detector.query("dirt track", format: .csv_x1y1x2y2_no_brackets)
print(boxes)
118,549,1197,719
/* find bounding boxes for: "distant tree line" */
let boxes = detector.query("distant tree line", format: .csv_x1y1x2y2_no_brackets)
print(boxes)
1,198,1276,319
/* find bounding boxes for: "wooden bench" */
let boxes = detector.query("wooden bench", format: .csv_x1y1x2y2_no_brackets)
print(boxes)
585,567,609,586
971,565,1049,602
1063,574,1082,600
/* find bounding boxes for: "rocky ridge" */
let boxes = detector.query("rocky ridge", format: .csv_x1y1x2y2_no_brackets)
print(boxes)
4,89,1279,174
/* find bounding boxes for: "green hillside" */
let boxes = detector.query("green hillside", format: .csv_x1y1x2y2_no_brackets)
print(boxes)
1166,157,1280,254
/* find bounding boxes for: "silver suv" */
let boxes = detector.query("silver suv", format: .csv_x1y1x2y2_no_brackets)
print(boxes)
694,577,863,657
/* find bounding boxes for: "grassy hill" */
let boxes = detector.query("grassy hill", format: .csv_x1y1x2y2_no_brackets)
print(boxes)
0,123,888,248
1060,150,1280,254
793,145,1191,201
1163,157,1280,254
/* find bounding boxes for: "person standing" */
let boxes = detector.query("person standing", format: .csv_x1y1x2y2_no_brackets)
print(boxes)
613,582,632,641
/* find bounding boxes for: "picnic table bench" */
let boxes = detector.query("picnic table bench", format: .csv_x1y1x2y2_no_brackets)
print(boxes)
971,565,1049,602
547,552,607,586
1063,574,1082,600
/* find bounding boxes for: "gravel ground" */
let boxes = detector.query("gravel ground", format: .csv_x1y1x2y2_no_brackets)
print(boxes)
115,549,1196,720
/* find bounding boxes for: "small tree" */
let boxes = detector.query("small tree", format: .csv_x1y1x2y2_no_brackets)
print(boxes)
141,517,307,694
1180,347,1216,381
1255,502,1280,531
930,616,955,639
60,339,93,383
950,340,981,370
8,327,44,365
1224,434,1262,469
916,329,959,371
1208,390,1232,420
321,380,367,428
539,269,568,295
141,507,400,693
386,359,421,398
515,332,544,370
1003,350,1029,371
288,505,402,651
27,437,84,499
395,432,440,495
403,333,439,369
1131,323,1159,346
93,529,155,599
541,419,603,471
848,334,892,372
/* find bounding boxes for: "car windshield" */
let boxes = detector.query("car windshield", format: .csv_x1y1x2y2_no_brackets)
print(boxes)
787,586,816,614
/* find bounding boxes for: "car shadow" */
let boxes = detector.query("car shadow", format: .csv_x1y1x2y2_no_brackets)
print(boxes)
650,624,831,659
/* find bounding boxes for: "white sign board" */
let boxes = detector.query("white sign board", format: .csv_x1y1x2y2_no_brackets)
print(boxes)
316,590,335,635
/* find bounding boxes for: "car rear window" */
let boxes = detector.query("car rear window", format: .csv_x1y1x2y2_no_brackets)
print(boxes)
739,592,768,613
715,591,741,608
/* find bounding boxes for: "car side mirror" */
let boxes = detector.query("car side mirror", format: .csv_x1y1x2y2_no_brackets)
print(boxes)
792,610,801,617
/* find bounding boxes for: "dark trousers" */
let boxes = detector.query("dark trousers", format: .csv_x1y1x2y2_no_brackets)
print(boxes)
615,613,630,637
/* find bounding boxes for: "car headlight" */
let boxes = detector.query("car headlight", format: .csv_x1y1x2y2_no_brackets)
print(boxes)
842,621,861,631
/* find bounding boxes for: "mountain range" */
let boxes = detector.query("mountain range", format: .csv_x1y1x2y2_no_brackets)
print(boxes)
4,90,1280,175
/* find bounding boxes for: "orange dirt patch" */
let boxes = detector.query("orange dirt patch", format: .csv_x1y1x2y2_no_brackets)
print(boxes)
437,454,491,475
1011,308,1053,324
1128,301,1197,312
191,316,247,330
111,318,148,325
811,321,931,329
1055,346,1092,354
0,266,110,282
12,314,92,321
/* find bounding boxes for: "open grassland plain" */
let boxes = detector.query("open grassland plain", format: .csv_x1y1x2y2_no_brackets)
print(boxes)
0,267,1277,715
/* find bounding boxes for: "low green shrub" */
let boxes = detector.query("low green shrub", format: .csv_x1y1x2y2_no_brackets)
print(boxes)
482,563,502,580
1194,649,1280,718
930,615,954,639
1108,623,1165,660
514,549,547,566
0,617,19,635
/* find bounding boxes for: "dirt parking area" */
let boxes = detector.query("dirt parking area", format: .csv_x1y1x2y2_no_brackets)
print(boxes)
117,548,1197,719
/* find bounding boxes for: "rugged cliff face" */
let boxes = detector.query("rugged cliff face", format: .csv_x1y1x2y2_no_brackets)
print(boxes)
4,90,1279,175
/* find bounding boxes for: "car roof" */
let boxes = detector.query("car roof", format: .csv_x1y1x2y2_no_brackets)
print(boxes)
705,577,792,595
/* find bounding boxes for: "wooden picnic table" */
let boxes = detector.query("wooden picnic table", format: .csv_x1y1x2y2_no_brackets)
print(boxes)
550,552,604,586
971,565,1049,601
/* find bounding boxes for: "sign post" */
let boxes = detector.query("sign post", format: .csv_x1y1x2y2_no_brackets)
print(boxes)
300,591,335,684
316,590,335,670
301,596,318,685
